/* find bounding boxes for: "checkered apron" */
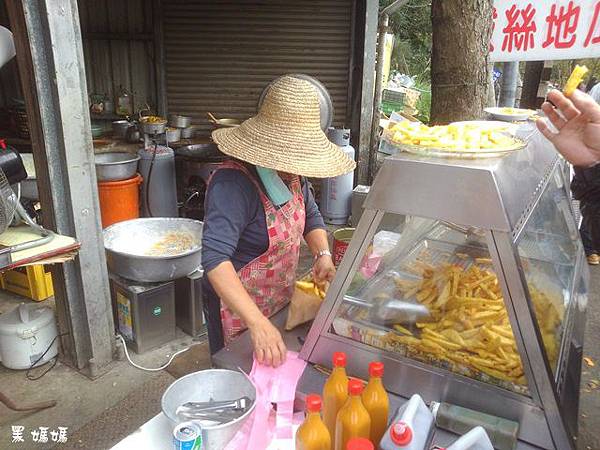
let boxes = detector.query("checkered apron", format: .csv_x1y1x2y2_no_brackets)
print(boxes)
211,161,306,344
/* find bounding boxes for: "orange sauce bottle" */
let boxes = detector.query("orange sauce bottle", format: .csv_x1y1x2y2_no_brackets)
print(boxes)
296,394,331,450
335,379,371,450
346,437,374,450
323,352,349,443
362,361,390,445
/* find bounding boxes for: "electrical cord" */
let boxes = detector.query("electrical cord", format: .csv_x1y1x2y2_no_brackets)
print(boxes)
26,332,69,381
116,334,205,372
144,140,158,217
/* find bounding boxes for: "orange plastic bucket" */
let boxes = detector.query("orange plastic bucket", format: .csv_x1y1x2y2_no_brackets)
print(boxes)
98,174,142,228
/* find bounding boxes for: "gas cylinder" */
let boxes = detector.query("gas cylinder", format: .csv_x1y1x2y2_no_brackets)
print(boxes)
138,145,178,218
321,128,355,225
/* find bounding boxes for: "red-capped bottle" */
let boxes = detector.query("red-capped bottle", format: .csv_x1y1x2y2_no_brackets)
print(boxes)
334,379,371,450
323,352,349,446
296,394,331,450
346,437,374,450
362,362,390,445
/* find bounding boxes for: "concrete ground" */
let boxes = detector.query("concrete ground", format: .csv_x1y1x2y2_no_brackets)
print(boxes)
1,266,600,450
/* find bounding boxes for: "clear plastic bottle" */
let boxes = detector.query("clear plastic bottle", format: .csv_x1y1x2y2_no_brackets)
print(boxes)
335,379,371,450
443,426,494,450
296,394,331,450
362,361,389,444
323,352,349,444
379,394,434,450
430,401,519,450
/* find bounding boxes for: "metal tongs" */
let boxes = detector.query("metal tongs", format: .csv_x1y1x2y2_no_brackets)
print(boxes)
175,396,252,424
345,296,432,326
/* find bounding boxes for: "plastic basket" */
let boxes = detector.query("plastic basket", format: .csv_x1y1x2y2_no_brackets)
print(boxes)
0,265,54,301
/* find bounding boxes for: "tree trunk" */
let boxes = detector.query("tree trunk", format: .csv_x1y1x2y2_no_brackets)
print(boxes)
430,0,493,124
520,61,544,109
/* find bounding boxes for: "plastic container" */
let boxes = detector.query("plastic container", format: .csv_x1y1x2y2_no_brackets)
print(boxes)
430,402,519,450
98,173,142,228
0,303,58,369
296,394,331,450
323,352,349,443
346,437,374,450
0,264,54,301
442,426,494,450
321,128,355,225
335,379,371,450
380,394,434,450
138,146,178,218
362,361,389,445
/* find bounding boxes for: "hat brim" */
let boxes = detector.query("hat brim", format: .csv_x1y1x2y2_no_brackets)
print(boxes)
211,116,356,178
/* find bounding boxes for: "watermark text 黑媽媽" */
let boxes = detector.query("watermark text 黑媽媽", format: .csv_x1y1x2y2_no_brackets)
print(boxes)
11,426,68,444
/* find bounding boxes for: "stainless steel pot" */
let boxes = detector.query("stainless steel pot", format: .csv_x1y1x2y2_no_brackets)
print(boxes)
95,152,140,182
103,218,203,282
162,369,256,450
181,126,195,139
112,120,131,139
139,119,167,135
166,127,181,143
126,126,141,143
168,114,192,129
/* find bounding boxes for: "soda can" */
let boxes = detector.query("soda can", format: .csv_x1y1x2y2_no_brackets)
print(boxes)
173,421,202,450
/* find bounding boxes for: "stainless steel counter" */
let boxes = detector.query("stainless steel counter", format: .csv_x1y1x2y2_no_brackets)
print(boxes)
212,307,542,449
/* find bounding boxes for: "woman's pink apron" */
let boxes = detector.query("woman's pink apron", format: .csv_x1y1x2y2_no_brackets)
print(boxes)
213,161,306,343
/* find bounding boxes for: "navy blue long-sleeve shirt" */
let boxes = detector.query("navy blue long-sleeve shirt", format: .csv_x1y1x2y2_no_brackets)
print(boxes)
201,167,325,274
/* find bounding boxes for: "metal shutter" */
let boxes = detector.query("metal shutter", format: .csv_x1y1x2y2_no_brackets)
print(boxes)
163,0,353,137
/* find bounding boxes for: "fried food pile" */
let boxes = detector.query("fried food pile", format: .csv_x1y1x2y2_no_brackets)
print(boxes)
145,232,197,256
390,121,521,151
140,115,166,124
564,65,588,96
383,260,561,386
296,280,327,299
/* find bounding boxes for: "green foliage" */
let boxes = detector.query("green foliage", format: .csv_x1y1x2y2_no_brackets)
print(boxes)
550,59,600,88
381,0,432,83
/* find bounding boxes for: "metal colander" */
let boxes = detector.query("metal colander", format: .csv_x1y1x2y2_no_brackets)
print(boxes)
0,168,18,234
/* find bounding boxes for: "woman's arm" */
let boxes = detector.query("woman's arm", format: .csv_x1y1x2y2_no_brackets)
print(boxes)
305,228,336,285
207,262,287,367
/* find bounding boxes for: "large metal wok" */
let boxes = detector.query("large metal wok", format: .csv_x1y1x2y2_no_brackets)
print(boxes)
103,218,203,282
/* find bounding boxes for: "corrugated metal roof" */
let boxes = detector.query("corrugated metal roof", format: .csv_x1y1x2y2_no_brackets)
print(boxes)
163,0,353,136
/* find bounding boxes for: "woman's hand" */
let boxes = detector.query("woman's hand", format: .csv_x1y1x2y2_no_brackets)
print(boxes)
248,316,287,367
313,255,336,286
536,89,600,167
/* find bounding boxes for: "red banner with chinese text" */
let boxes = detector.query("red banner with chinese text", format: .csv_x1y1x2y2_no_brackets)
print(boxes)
491,0,600,61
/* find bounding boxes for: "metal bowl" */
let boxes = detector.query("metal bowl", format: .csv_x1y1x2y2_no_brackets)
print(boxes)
112,120,132,139
162,369,256,450
174,143,225,161
103,218,203,282
95,152,140,182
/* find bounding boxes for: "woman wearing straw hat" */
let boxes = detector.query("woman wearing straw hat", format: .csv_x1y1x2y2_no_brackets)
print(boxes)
201,76,355,366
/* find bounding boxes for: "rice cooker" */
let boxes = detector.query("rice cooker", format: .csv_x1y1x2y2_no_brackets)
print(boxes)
0,303,58,370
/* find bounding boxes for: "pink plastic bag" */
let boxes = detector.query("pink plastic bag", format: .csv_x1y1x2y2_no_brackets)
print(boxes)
225,351,307,450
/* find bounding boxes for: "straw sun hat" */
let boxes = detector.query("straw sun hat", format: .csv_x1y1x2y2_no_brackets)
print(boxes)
212,76,356,178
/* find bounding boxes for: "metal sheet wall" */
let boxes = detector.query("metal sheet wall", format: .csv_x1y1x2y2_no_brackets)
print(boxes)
78,0,157,112
163,0,354,136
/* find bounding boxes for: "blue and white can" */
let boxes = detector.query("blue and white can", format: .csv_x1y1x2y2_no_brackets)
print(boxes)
173,421,202,450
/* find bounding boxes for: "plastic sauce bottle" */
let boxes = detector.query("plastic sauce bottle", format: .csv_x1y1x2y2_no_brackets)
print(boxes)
296,394,332,450
335,379,371,450
379,394,434,450
323,352,349,443
442,426,494,450
362,361,389,444
346,437,374,450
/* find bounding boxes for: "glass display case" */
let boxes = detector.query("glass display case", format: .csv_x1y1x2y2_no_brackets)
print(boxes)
300,131,587,450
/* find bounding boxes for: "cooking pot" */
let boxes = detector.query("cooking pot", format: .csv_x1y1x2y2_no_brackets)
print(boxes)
126,126,141,143
168,114,192,129
112,120,131,139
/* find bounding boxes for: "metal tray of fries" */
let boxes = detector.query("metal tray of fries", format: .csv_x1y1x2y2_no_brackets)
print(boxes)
398,139,527,159
336,235,562,395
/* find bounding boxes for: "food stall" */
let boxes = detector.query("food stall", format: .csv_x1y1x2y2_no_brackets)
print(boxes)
296,126,586,449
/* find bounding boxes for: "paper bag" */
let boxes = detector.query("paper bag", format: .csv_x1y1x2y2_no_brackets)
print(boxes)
284,286,324,331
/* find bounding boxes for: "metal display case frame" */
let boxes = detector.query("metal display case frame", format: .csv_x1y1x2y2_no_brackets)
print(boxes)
300,131,588,450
